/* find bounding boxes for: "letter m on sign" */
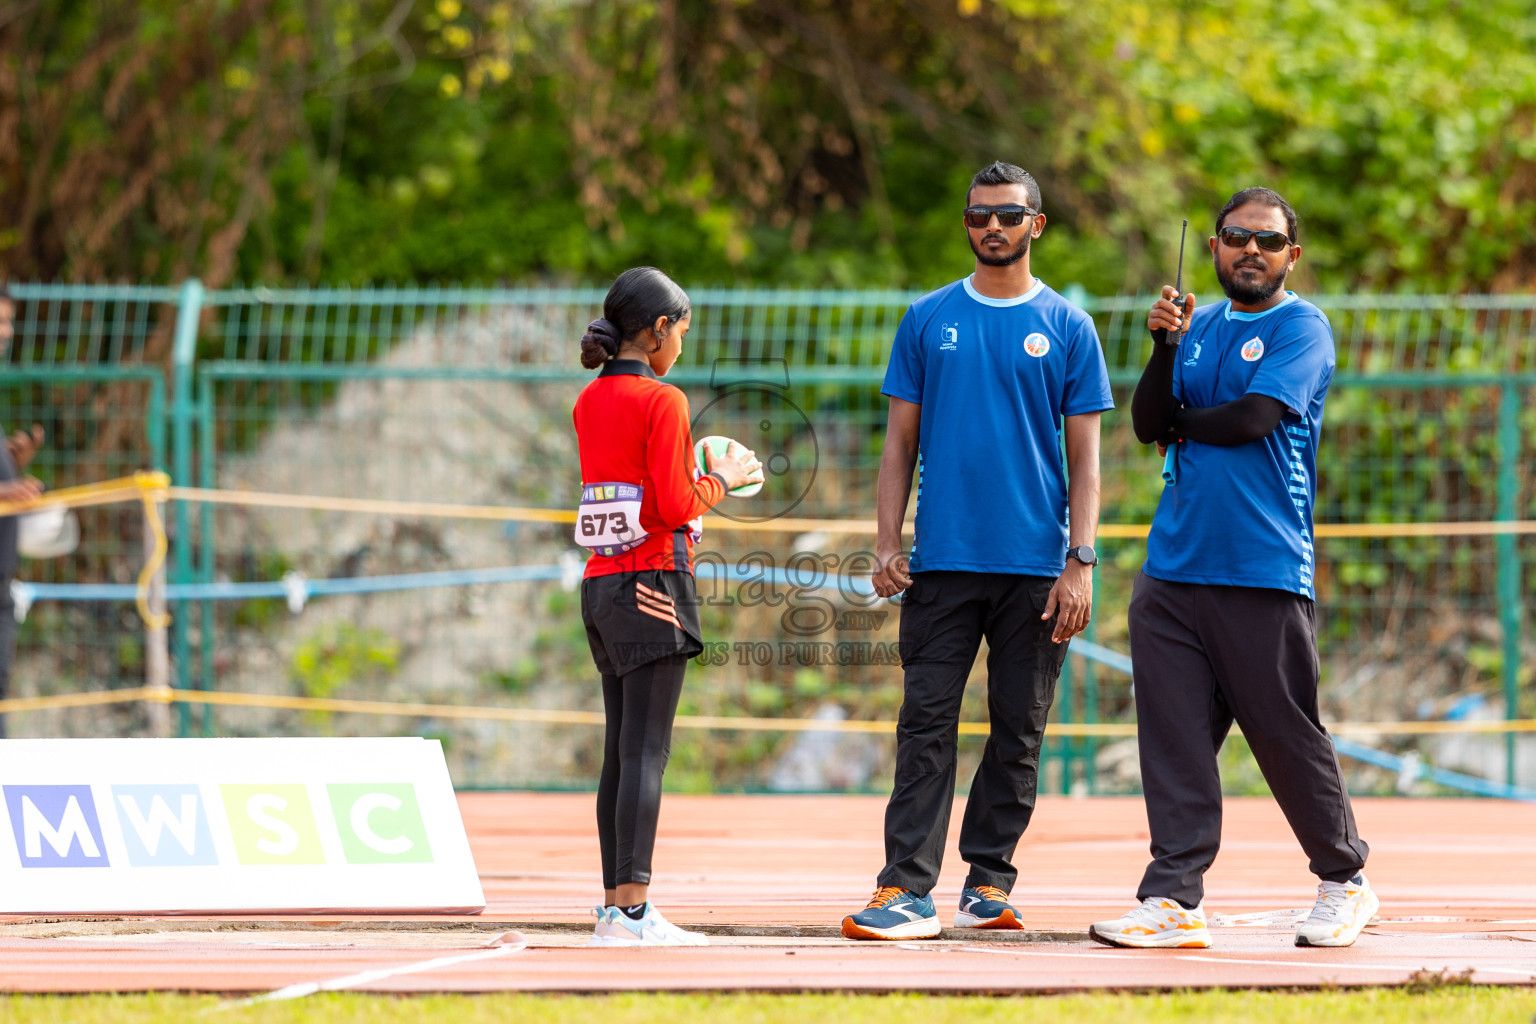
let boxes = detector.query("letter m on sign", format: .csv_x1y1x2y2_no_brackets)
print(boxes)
3,785,109,867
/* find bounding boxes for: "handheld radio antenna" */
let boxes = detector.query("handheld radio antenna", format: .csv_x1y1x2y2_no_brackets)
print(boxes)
1173,217,1188,298
1152,219,1189,348
1159,219,1189,485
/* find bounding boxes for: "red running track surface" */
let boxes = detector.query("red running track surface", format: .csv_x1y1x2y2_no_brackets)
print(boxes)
2,794,1534,993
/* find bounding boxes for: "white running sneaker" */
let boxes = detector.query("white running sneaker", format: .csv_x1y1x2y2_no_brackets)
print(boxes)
587,905,618,947
1089,896,1212,949
604,902,710,947
1294,874,1379,947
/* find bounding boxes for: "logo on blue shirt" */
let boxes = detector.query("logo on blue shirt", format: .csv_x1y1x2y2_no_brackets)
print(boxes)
1023,333,1050,357
1241,337,1265,361
939,324,958,351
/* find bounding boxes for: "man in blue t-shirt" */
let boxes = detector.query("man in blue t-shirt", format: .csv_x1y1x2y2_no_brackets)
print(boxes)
841,162,1114,940
1090,188,1376,952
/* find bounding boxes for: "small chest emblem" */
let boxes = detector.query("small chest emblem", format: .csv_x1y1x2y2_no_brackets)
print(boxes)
1023,333,1051,357
1241,337,1265,362
940,324,958,351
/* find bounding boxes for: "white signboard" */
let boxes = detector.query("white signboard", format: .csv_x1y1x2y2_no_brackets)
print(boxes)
0,737,485,914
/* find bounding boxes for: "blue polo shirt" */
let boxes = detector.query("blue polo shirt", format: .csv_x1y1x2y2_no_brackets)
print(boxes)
882,276,1115,576
1144,292,1335,598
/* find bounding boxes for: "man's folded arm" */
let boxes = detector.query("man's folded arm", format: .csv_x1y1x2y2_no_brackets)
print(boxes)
1169,393,1288,447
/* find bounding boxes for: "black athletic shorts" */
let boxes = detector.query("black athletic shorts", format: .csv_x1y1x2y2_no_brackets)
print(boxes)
581,569,704,678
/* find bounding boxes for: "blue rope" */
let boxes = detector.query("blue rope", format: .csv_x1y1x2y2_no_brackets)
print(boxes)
1330,736,1536,804
15,564,565,602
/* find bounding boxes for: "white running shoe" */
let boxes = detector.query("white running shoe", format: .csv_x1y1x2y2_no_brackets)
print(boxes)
587,905,618,947
1089,896,1212,948
604,902,710,947
1294,874,1379,947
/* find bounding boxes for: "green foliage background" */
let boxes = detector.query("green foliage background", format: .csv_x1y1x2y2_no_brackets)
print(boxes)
6,0,1535,293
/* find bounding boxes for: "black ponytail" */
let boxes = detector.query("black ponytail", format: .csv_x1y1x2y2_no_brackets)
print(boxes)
578,266,690,369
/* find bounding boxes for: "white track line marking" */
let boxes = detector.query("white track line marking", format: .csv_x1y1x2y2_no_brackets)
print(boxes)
896,944,1120,960
931,943,1536,979
218,933,527,1009
1180,954,1536,978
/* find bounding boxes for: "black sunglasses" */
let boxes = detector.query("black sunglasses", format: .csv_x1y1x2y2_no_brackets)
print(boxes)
963,204,1038,229
1217,225,1292,253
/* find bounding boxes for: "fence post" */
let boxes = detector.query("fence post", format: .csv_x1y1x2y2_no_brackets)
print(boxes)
170,279,204,738
1056,652,1075,795
197,373,217,736
143,496,170,737
1496,381,1524,788
1083,585,1100,796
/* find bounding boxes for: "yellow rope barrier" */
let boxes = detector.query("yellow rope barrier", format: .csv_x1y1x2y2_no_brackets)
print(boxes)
0,687,158,714
0,472,169,516
156,488,1536,537
135,475,173,630
161,486,881,535
0,473,174,630
2,686,1534,738
3,473,1535,538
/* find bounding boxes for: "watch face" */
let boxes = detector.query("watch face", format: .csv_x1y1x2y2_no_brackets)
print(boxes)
1071,546,1097,565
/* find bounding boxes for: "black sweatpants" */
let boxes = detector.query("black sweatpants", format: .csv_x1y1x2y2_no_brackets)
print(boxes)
877,570,1068,896
1129,571,1369,908
582,569,702,890
595,654,688,889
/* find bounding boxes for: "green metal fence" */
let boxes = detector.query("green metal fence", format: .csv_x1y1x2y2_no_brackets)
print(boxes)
2,281,1531,793
3,284,173,736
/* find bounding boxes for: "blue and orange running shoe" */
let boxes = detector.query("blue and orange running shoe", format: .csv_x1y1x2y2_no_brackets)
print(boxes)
953,885,1024,929
841,886,941,940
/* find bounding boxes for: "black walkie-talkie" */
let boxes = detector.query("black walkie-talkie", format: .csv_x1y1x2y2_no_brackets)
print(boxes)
1151,219,1189,347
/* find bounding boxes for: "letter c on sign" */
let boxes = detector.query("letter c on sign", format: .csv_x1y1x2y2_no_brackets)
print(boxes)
245,794,300,857
350,793,413,855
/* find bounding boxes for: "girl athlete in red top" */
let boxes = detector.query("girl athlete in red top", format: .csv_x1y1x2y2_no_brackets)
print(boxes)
573,267,759,947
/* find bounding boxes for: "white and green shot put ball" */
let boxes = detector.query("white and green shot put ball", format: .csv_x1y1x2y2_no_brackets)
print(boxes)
694,435,765,498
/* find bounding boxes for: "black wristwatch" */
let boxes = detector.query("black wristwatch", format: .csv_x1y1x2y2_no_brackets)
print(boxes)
1066,545,1098,567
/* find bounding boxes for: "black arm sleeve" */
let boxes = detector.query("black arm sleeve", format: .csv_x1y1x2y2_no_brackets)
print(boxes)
1130,343,1180,445
1170,393,1289,447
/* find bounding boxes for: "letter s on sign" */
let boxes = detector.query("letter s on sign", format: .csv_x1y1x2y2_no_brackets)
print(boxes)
245,794,300,857
350,793,414,855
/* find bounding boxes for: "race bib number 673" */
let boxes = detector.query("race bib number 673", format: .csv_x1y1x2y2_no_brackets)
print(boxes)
575,482,648,556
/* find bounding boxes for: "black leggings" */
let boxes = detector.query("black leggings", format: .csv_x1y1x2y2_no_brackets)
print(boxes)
596,654,688,889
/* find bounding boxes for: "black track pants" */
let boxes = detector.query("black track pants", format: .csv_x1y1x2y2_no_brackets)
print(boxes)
1129,571,1369,908
876,570,1068,897
595,654,688,889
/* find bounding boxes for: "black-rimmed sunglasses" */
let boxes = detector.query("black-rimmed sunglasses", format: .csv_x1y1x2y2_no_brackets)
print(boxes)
1217,225,1292,252
963,204,1038,228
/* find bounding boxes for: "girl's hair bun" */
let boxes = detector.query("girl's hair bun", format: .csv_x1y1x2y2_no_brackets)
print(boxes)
579,317,622,369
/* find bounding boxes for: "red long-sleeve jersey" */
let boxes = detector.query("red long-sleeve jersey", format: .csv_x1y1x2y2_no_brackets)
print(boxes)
573,359,725,578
